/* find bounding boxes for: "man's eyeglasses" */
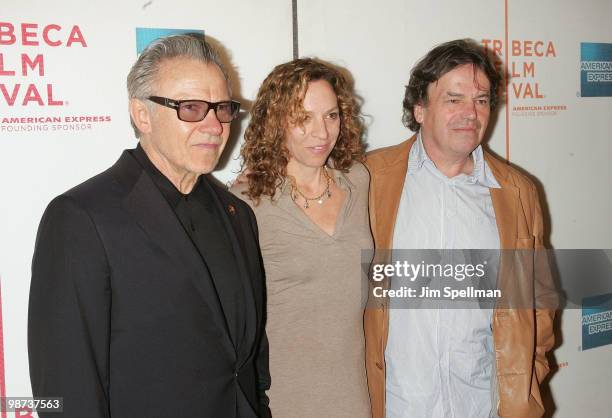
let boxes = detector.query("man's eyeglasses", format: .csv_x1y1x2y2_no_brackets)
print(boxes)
148,96,241,123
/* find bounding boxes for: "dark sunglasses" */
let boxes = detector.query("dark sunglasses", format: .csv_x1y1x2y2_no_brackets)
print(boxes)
148,96,241,123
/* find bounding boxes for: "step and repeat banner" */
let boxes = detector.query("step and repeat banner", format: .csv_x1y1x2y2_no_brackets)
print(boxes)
1,0,611,416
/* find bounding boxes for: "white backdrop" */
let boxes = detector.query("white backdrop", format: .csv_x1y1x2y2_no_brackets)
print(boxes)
1,0,611,416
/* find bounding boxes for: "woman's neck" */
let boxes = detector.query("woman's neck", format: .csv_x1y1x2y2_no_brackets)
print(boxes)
286,162,327,194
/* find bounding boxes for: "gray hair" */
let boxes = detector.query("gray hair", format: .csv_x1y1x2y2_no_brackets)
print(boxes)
127,33,230,137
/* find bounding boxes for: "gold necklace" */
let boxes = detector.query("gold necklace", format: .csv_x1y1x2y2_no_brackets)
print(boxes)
291,167,332,209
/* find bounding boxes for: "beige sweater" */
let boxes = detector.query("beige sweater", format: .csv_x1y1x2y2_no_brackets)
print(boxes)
231,162,373,418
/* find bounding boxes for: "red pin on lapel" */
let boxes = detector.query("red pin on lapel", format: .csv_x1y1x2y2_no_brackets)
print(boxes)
227,204,236,216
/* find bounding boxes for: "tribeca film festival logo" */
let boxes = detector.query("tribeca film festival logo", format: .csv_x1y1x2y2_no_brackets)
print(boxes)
481,39,568,117
0,21,112,134
0,279,5,418
580,42,612,97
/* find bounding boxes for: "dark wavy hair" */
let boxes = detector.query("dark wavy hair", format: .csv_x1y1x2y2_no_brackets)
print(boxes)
241,58,365,203
402,39,501,132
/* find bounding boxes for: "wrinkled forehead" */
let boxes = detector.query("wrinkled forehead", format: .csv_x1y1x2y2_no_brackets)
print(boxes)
154,57,230,96
430,63,491,95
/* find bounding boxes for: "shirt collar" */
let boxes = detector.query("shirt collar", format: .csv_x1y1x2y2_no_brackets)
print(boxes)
472,143,501,188
131,143,211,209
407,131,430,174
408,131,500,188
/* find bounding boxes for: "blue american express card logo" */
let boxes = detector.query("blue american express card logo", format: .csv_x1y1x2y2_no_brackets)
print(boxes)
582,293,612,350
580,43,612,97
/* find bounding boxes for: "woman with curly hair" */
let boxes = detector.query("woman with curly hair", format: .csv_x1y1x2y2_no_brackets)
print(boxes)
231,58,372,417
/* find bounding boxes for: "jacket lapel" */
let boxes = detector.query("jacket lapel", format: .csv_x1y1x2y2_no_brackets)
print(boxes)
115,152,234,351
370,138,520,250
485,154,519,250
204,177,258,365
371,137,414,249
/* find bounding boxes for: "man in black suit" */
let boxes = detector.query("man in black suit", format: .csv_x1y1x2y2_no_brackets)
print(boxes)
28,34,270,418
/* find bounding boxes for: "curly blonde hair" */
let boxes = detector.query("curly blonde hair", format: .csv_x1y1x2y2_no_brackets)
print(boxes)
240,58,365,203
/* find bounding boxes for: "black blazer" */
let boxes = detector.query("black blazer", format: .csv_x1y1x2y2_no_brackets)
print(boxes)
28,150,270,418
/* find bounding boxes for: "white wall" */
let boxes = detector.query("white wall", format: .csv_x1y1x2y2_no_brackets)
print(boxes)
1,0,610,416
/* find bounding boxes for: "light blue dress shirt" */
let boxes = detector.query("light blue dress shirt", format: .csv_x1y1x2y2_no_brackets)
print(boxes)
386,133,501,418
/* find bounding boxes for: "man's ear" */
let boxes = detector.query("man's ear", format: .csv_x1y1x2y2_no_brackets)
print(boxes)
414,102,425,124
129,99,153,135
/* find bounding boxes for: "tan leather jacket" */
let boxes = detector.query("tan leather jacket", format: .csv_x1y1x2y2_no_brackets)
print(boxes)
364,136,556,418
